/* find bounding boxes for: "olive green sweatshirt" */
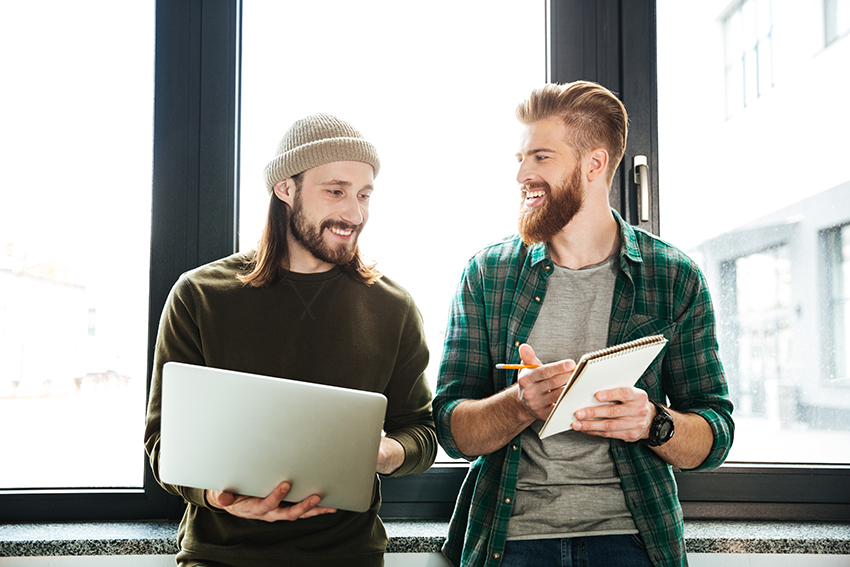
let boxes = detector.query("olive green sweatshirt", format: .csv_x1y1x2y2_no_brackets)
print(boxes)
144,252,437,567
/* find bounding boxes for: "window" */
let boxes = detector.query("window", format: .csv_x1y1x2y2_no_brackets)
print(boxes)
724,247,793,444
239,0,546,418
659,0,850,476
826,0,850,44
824,223,850,382
723,0,774,116
5,0,848,524
0,1,153,491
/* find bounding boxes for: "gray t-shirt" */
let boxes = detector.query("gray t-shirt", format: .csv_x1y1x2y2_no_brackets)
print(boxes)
506,255,639,540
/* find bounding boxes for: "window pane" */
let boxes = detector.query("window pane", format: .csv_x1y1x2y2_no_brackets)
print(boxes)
756,0,772,39
841,0,850,36
240,1,546,462
0,1,154,488
726,61,744,117
757,35,773,96
743,47,759,106
724,11,745,116
830,0,850,42
658,1,850,464
726,10,743,65
742,0,758,50
825,224,850,380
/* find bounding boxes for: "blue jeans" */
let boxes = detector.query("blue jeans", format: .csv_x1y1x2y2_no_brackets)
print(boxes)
501,534,653,567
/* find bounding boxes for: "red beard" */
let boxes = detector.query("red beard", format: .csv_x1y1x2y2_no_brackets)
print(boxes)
518,165,584,245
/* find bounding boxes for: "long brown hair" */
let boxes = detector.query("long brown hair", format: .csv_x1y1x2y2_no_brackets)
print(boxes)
238,173,382,287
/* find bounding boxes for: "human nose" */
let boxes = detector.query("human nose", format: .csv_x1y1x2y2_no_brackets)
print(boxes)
339,193,364,225
516,156,534,185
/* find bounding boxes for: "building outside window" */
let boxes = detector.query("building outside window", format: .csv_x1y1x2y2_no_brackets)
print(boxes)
826,0,850,44
723,0,774,117
660,0,850,465
723,245,793,424
823,223,850,383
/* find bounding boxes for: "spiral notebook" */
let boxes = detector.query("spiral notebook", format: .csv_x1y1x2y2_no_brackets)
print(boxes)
538,335,668,439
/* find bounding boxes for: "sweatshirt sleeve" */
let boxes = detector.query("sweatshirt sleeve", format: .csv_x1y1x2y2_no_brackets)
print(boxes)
143,274,212,509
381,295,438,477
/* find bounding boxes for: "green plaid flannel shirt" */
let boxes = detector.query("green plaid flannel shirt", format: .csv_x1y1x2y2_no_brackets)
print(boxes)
433,210,734,567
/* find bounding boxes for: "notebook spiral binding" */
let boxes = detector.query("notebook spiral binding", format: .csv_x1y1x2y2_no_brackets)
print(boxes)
583,335,668,363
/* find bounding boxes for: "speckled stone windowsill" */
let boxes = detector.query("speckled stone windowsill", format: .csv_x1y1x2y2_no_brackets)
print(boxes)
0,520,848,557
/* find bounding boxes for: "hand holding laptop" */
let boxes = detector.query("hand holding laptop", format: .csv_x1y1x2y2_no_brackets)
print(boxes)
206,481,337,522
203,433,405,521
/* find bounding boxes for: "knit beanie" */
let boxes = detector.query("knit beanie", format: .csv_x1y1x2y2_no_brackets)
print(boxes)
263,113,381,193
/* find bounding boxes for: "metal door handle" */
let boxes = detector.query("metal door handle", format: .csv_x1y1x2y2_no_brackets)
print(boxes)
633,155,649,222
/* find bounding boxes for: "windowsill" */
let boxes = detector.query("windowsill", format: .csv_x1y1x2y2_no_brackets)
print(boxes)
0,520,848,557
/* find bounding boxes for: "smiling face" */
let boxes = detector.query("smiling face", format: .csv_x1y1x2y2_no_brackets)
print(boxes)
515,117,585,245
276,160,374,272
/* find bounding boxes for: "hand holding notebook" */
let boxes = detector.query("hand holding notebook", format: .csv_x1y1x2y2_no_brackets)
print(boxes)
537,335,668,439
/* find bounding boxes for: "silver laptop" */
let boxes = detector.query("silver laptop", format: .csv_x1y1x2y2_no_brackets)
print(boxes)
159,362,388,513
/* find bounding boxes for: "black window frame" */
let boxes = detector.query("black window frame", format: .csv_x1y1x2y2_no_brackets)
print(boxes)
2,0,848,524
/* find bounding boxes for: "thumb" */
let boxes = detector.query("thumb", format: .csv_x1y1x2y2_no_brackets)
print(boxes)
518,343,541,365
216,490,236,508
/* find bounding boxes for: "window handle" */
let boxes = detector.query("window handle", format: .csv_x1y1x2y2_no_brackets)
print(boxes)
633,155,650,222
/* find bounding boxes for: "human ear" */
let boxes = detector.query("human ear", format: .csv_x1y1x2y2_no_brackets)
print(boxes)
273,178,296,206
586,148,610,182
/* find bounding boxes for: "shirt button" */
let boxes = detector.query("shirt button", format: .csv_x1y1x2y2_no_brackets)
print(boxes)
504,497,512,504
534,296,541,302
511,444,518,451
544,265,552,271
514,341,521,347
493,552,501,560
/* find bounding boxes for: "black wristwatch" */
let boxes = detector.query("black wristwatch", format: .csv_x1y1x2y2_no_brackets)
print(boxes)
639,401,675,447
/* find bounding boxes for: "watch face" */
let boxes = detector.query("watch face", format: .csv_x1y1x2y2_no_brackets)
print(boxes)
658,420,674,440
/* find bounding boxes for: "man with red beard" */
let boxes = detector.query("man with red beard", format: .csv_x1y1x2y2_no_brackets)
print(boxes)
144,113,437,567
434,82,733,567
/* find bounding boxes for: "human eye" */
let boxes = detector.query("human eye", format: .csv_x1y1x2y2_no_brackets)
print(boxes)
358,192,372,202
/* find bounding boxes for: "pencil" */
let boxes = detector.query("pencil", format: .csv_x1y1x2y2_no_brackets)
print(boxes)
495,363,541,370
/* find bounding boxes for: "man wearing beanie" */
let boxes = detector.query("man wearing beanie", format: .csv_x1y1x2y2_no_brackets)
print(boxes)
144,113,437,567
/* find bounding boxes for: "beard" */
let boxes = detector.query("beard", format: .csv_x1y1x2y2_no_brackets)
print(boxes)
517,164,584,245
289,190,362,266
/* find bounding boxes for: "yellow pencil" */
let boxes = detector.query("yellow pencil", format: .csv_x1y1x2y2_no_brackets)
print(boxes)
495,363,541,370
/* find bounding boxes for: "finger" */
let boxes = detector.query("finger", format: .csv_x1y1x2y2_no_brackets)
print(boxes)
533,358,577,383
216,490,236,508
298,504,338,518
575,398,642,421
268,482,292,507
596,386,645,403
518,343,542,365
517,361,573,392
573,417,648,441
276,495,323,521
